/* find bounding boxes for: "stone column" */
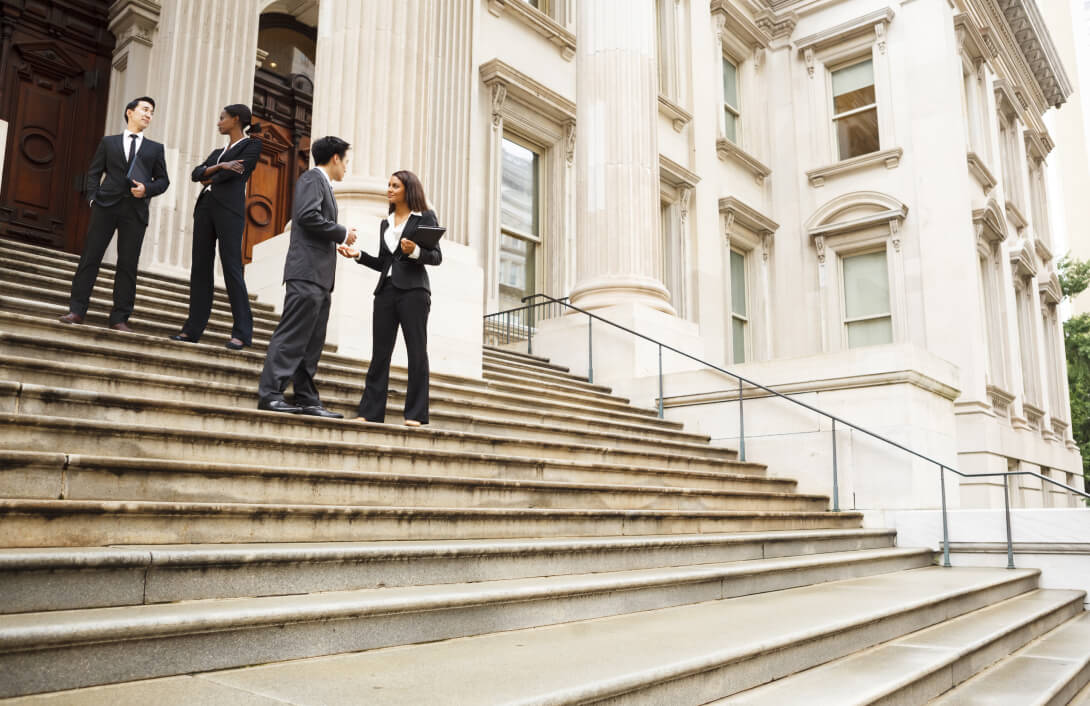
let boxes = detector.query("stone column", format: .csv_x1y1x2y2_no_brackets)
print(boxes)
569,0,673,314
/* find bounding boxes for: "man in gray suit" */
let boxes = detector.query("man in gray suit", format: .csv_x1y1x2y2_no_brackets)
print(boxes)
257,136,358,416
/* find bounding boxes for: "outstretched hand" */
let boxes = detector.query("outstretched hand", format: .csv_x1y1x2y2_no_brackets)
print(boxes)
337,245,360,259
344,228,358,247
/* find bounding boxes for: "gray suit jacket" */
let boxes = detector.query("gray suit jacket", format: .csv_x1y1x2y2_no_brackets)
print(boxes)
283,168,347,291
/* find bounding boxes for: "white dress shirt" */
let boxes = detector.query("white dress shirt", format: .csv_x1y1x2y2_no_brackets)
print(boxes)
122,129,144,160
381,211,422,274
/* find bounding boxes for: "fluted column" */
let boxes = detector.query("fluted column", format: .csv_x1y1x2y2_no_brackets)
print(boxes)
310,0,432,227
570,0,673,314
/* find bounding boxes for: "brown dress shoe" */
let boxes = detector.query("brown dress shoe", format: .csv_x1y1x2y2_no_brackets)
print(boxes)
110,322,134,333
59,312,84,325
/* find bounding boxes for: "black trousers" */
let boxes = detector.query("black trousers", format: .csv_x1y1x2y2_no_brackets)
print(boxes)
257,279,330,407
68,199,147,325
359,282,431,423
181,194,254,344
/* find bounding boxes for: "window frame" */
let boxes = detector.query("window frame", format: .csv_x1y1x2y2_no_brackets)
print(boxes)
498,134,544,310
722,53,741,144
838,247,893,349
829,56,880,162
729,248,750,363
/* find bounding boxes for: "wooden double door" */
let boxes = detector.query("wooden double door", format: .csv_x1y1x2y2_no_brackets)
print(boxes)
0,0,114,253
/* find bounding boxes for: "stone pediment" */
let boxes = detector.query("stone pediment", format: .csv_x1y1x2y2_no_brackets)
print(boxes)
13,42,84,80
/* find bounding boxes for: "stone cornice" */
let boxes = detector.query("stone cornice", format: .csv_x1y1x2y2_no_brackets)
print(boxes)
718,196,779,234
954,13,989,64
1034,237,1053,265
711,0,772,49
993,78,1024,122
1039,271,1062,304
994,0,1072,109
806,148,902,188
716,138,772,185
967,152,997,193
479,58,575,124
659,155,701,189
1005,200,1029,231
1023,129,1051,162
658,95,693,133
1009,238,1037,277
754,8,798,40
973,204,1007,242
487,0,575,61
794,7,894,55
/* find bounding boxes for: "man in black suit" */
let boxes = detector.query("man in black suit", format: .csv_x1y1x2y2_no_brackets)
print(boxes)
60,96,170,331
256,136,358,416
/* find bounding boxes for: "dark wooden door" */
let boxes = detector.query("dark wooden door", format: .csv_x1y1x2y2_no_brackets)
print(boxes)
0,1,113,253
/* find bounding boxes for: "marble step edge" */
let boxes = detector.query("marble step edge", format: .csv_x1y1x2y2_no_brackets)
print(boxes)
719,588,1087,705
0,383,737,470
0,355,707,448
480,365,624,402
0,239,259,303
482,344,568,370
3,449,813,506
0,547,932,651
929,611,1090,706
482,349,572,375
0,352,680,434
0,565,1036,700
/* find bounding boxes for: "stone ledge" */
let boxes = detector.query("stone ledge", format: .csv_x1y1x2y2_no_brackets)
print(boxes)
658,95,692,132
716,138,771,185
807,148,903,187
967,152,997,193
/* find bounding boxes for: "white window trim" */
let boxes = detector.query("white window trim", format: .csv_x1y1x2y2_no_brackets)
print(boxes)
486,0,575,61
711,1,770,162
973,203,1012,399
660,156,700,321
839,248,894,350
720,196,778,363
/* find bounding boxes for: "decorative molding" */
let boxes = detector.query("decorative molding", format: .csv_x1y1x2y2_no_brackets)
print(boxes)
658,95,692,132
487,0,576,61
489,83,507,128
993,78,1024,122
564,120,575,164
1034,237,1053,265
754,9,797,40
953,13,988,64
973,202,1007,243
679,186,693,223
987,384,1015,418
806,190,908,240
806,147,903,188
108,0,161,53
718,196,779,236
480,59,575,126
1005,200,1029,232
794,8,894,56
1023,402,1045,431
1038,271,1062,304
1009,239,1037,277
710,0,772,50
659,155,701,189
966,152,997,193
716,138,772,185
995,0,1072,109
814,234,826,264
1024,129,1051,162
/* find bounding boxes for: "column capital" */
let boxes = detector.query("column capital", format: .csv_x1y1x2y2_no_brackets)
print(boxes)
108,0,161,52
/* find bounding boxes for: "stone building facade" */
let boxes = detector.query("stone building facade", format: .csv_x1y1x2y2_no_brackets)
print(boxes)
0,0,1083,510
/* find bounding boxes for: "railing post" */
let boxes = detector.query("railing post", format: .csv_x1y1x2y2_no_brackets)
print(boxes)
831,419,839,512
1003,474,1015,569
657,344,664,419
939,465,951,568
587,317,594,384
504,311,510,345
738,378,746,462
527,303,534,356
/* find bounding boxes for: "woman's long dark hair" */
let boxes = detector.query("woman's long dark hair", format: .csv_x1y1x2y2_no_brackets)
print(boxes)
389,170,429,213
224,103,263,136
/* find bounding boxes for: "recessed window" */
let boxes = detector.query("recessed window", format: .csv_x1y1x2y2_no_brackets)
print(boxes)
499,138,540,310
832,59,879,160
723,56,740,143
730,250,748,363
842,250,892,348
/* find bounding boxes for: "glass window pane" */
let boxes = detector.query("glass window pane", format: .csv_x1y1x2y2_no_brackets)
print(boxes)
847,317,892,348
843,251,889,319
722,57,738,107
499,233,535,310
835,107,879,160
500,139,538,235
724,108,737,143
732,317,746,363
832,60,874,105
730,250,746,316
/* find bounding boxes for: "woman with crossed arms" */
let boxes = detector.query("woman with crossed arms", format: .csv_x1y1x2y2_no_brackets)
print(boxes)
338,170,442,426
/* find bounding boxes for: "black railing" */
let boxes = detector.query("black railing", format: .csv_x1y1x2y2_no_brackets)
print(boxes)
482,293,1090,568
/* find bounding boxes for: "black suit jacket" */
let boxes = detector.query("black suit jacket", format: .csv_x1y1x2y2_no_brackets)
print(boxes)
190,137,263,216
84,134,170,219
283,168,346,291
358,210,442,294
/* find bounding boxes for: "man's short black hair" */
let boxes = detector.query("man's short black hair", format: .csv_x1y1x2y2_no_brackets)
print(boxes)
311,136,350,166
124,96,155,124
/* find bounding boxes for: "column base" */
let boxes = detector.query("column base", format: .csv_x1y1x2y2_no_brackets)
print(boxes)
569,275,676,316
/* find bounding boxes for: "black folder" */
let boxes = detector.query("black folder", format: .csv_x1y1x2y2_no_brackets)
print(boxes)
408,225,446,250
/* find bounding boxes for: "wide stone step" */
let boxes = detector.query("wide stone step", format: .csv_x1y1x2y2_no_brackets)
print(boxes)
719,588,1086,705
0,528,899,613
0,547,930,697
2,567,1041,704
0,385,740,472
930,611,1090,705
0,237,268,306
480,365,625,404
0,355,714,451
483,345,572,373
0,450,823,515
0,497,863,548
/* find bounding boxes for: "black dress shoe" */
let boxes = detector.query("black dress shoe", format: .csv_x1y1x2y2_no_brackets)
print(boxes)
110,322,134,333
258,399,303,414
225,338,246,350
59,312,84,325
299,405,344,419
170,333,195,342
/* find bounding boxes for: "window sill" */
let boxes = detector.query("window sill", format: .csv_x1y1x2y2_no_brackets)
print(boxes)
487,0,575,61
658,95,692,132
807,147,902,187
966,152,997,193
716,138,771,185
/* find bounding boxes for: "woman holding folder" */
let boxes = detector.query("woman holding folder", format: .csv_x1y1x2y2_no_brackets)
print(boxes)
337,170,442,426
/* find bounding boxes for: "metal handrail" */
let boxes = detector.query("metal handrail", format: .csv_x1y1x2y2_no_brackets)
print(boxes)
482,293,1090,569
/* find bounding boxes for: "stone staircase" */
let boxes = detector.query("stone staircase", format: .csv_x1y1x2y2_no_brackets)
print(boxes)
0,236,1087,704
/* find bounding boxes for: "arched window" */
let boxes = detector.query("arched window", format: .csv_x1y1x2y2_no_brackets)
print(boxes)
258,13,316,80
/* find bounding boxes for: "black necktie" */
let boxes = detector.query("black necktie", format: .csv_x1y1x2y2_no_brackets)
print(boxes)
126,135,138,179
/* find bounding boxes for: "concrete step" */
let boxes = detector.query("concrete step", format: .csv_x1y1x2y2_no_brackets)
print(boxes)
0,259,280,324
1072,679,1090,706
0,528,899,612
0,384,743,472
0,450,824,515
719,588,1086,705
0,354,716,451
0,496,863,548
0,237,268,307
0,567,1042,704
483,345,571,372
930,611,1090,705
0,548,932,697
